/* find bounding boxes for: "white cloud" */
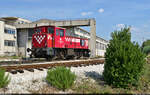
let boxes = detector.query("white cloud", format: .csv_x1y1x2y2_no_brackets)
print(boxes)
81,12,93,16
130,27,139,32
116,24,125,29
143,24,149,28
0,14,9,17
98,8,104,13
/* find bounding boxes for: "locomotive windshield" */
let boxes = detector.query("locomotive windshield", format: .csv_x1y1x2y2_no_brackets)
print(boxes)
35,28,41,33
48,27,54,34
60,29,64,37
56,29,59,36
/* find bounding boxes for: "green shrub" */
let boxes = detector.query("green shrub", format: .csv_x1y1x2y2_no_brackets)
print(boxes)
142,45,150,55
141,40,150,49
0,68,11,88
103,27,146,88
46,66,76,91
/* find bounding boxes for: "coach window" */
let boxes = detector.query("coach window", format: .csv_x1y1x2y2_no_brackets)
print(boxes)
60,30,64,37
48,27,54,34
56,29,59,36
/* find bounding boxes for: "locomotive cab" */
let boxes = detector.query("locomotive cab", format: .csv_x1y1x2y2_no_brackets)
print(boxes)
33,26,65,48
29,26,66,58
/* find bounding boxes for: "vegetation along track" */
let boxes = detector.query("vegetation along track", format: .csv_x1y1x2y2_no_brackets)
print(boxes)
0,58,105,74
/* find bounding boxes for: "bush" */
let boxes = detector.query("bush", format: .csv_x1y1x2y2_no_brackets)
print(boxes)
46,66,76,91
0,68,11,88
141,40,150,49
143,45,150,55
103,27,146,88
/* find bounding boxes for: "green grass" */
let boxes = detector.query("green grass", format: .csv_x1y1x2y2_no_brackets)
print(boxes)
27,56,150,94
137,63,150,93
0,55,21,59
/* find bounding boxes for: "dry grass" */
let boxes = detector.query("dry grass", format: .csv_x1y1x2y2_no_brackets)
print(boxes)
70,63,150,94
27,62,150,94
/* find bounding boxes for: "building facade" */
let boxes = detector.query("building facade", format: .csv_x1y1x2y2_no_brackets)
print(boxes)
0,21,17,56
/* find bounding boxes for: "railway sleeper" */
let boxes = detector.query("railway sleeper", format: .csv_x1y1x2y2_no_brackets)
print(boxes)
36,68,43,71
79,64,85,67
81,64,87,67
26,68,34,72
95,63,99,65
73,65,79,67
46,67,51,69
65,65,71,67
17,69,24,73
94,63,98,65
10,70,17,74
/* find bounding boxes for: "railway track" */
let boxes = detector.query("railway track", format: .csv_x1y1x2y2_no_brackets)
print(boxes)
0,57,91,65
0,58,105,74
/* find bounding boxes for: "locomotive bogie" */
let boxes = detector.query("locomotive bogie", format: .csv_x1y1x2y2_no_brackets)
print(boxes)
31,47,90,60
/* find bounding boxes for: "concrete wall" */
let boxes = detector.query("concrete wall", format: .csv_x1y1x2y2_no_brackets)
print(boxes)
17,29,28,56
17,28,34,57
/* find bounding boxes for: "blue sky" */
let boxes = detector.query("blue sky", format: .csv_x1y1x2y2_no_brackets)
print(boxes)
0,0,150,45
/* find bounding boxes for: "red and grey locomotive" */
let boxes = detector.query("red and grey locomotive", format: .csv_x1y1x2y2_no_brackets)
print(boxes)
27,26,90,60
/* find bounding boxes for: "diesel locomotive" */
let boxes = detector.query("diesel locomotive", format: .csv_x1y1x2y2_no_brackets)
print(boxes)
27,26,90,60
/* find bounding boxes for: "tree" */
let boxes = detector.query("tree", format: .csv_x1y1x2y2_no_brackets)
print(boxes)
103,27,146,88
142,40,150,55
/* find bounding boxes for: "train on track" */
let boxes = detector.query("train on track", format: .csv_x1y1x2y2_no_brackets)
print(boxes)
27,25,90,60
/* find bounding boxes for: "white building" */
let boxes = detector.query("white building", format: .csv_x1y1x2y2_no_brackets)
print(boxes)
66,27,109,57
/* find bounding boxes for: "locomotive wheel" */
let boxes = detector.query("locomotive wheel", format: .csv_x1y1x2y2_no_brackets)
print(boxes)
30,54,32,58
52,56,58,60
60,52,65,60
46,56,52,61
73,55,78,59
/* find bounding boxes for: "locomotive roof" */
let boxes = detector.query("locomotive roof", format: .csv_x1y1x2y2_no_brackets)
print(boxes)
35,25,65,29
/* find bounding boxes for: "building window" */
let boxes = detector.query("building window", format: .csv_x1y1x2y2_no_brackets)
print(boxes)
4,40,15,46
102,44,104,50
96,42,98,49
4,28,16,34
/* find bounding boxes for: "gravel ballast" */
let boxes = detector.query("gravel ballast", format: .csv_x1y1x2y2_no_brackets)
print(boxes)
0,64,104,94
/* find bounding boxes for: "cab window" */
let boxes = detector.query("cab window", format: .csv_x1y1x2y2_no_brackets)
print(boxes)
60,29,64,37
35,28,41,33
56,29,59,36
48,27,54,34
